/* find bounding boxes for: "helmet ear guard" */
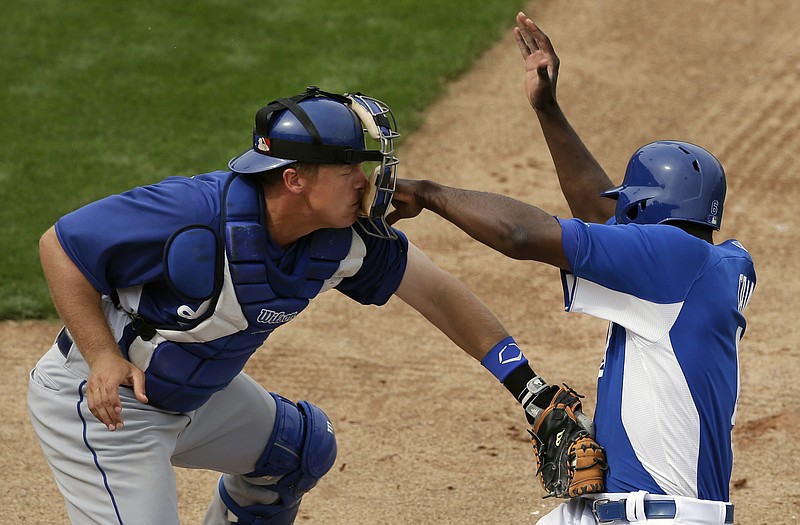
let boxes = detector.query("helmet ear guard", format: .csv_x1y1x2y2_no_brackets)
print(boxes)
229,86,401,240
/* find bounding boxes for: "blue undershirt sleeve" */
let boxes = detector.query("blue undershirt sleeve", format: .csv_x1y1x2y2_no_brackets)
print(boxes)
335,226,409,306
55,176,220,295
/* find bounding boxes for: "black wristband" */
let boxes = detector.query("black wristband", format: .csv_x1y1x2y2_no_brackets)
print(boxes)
503,363,537,401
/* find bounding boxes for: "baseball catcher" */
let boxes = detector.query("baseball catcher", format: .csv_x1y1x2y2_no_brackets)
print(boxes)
520,378,607,498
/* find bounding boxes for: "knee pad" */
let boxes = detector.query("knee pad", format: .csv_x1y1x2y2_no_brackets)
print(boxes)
219,393,337,525
252,393,337,493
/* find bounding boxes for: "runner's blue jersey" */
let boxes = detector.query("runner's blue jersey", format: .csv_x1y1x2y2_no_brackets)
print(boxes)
558,218,755,502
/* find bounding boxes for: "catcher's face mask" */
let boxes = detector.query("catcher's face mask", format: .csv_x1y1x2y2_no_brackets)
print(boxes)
228,86,401,240
346,92,400,240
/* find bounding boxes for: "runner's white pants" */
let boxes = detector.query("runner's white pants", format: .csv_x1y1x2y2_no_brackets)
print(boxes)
536,492,733,525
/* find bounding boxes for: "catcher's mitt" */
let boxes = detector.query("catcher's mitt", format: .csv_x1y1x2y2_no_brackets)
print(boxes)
527,384,607,498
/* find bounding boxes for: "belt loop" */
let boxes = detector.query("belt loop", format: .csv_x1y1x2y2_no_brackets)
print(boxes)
725,504,734,524
626,491,648,521
56,327,73,358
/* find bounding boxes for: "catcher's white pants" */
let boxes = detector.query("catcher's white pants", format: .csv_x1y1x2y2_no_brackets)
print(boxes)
536,492,732,525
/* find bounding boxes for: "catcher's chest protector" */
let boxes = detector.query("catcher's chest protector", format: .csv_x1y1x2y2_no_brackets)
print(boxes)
129,174,357,412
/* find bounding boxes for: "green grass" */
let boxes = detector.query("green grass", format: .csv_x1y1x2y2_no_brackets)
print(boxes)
0,0,526,319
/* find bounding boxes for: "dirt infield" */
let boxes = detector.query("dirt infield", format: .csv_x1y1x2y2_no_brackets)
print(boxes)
4,0,800,523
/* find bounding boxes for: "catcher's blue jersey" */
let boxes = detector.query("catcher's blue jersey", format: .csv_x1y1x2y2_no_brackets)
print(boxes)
558,218,755,502
54,171,409,410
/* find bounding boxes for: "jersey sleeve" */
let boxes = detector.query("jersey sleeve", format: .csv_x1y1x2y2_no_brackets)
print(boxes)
55,176,220,295
335,224,409,306
558,218,713,341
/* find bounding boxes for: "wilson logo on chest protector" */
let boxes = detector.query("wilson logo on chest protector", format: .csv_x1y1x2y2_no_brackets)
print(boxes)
257,309,299,324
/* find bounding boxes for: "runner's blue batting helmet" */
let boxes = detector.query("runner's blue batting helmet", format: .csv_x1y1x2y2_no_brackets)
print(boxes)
601,141,726,230
229,86,400,239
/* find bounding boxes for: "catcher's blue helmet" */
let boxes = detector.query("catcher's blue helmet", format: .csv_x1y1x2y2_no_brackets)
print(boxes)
601,141,726,230
229,86,400,239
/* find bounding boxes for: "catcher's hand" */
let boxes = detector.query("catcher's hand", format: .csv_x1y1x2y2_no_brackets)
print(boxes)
526,384,607,498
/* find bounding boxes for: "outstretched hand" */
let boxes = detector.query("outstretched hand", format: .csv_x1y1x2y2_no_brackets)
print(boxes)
514,12,560,113
386,179,424,226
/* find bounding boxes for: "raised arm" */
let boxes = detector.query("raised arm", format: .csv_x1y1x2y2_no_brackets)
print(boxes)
515,12,616,223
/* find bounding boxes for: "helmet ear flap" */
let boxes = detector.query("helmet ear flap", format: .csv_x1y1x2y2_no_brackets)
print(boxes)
624,199,651,222
624,203,639,222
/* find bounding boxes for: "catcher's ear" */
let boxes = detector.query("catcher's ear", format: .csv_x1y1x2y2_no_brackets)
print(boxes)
282,167,304,194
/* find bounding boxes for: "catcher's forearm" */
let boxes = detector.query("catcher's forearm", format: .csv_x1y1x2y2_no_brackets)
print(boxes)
395,243,509,361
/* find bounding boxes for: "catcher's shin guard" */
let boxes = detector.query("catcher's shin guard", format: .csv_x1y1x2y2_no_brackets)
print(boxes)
217,394,337,524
